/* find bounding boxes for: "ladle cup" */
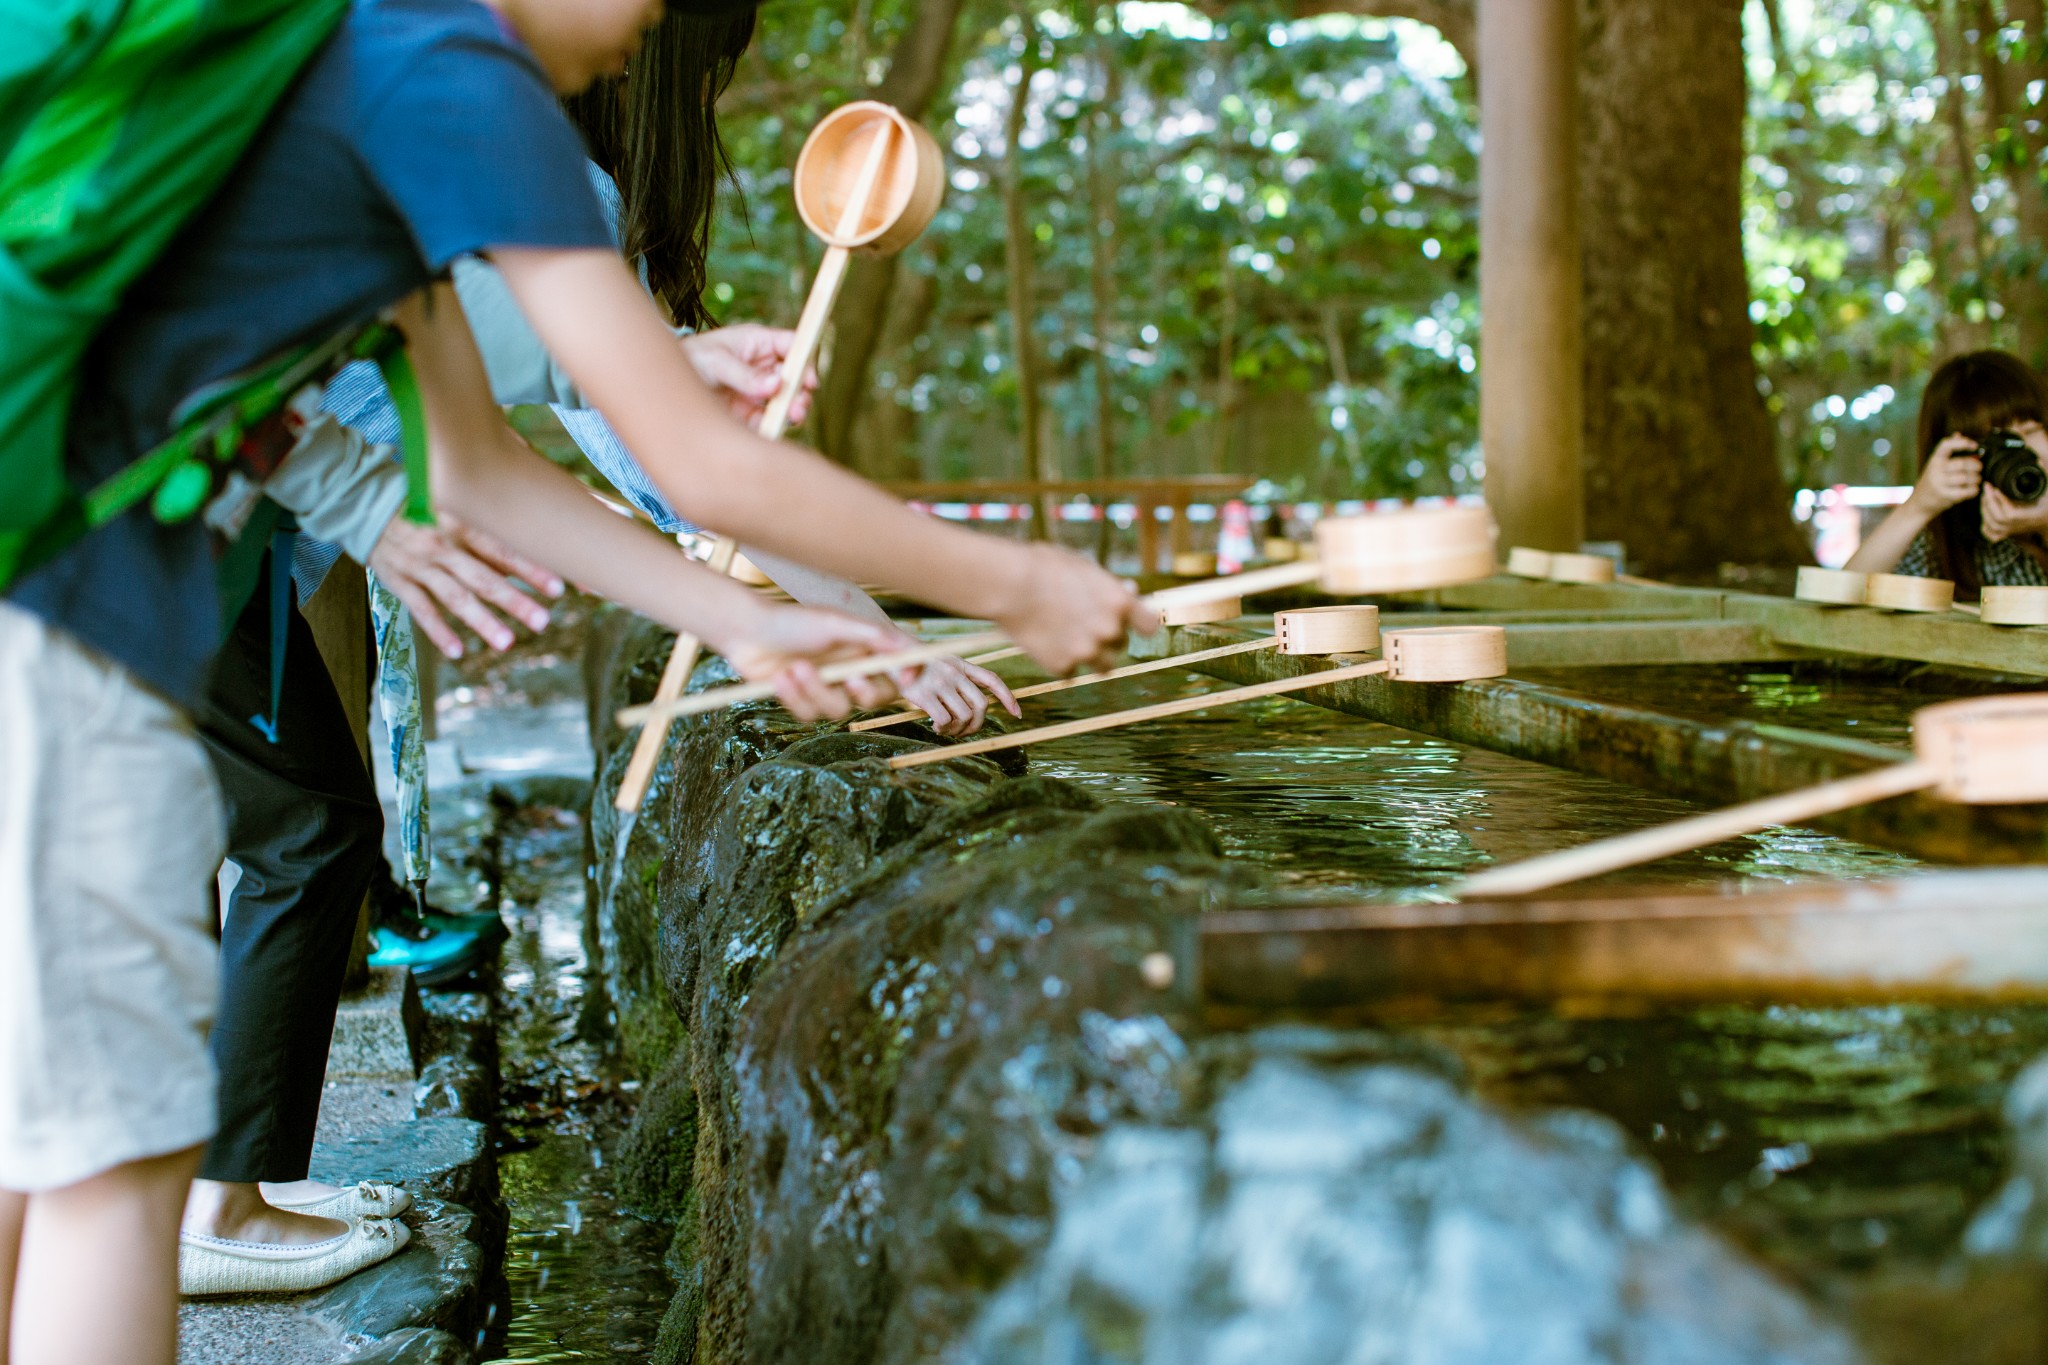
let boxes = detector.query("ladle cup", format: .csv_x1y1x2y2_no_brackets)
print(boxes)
1456,692,2048,898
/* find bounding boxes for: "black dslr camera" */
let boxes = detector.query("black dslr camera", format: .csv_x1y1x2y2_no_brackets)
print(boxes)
1980,429,2048,504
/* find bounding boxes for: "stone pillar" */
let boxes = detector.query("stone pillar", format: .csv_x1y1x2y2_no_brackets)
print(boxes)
1479,0,1583,553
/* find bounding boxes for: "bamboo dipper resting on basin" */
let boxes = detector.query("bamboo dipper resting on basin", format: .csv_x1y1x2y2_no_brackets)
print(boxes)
849,603,1378,732
885,623,1509,770
614,100,945,814
1456,693,2048,898
615,502,1500,730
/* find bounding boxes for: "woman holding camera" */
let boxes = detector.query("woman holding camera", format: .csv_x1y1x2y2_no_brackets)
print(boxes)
1847,350,2048,597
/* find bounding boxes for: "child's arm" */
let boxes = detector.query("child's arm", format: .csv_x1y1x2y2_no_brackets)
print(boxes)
1846,435,1981,573
489,247,1151,676
391,285,902,719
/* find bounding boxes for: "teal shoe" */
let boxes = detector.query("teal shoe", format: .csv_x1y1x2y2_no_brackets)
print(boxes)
371,878,509,950
367,921,497,988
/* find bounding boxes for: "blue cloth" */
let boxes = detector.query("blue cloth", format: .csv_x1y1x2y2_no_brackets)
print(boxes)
9,0,613,707
553,404,698,534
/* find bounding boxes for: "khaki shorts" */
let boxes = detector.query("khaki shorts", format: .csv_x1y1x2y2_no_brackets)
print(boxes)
0,602,222,1191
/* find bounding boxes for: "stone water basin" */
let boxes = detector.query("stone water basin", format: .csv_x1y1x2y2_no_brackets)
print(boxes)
1003,656,2048,1362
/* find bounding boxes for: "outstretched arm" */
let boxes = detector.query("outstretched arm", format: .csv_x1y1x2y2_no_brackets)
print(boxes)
489,246,1152,675
1846,435,1981,574
392,285,900,718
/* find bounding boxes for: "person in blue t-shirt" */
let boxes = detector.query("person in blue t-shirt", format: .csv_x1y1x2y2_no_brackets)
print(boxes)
0,0,1149,1354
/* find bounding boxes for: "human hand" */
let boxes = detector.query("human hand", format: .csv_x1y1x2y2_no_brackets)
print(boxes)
1980,483,2048,543
1909,434,1984,515
719,605,907,721
895,655,1022,737
680,324,817,430
993,544,1157,676
368,511,563,658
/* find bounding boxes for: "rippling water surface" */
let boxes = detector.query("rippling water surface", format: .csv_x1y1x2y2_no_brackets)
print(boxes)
1009,657,2048,1342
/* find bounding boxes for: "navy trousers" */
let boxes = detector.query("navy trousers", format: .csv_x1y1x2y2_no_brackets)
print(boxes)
196,554,383,1184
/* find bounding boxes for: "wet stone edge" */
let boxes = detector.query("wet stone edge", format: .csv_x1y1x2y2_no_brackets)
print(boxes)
318,979,510,1365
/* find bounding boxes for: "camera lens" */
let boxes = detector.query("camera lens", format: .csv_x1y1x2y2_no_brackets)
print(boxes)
1982,430,2048,504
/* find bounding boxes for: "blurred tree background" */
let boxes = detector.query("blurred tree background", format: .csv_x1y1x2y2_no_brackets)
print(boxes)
699,0,2048,528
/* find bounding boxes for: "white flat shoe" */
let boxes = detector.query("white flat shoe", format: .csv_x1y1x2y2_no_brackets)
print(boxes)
178,1216,410,1298
266,1179,414,1222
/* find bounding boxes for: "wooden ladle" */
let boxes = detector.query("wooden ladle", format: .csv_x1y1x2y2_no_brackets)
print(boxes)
1456,693,2048,898
615,102,945,813
616,504,1498,732
884,624,1508,770
847,605,1383,733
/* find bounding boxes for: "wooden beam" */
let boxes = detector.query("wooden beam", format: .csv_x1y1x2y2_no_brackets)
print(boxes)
1479,0,1582,552
1724,594,2048,678
1397,575,2048,677
1393,576,1728,618
1496,619,1798,667
1193,870,2048,1009
1160,621,2048,866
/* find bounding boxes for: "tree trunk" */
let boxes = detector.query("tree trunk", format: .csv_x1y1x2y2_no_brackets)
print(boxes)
850,264,937,482
1758,0,1827,231
1086,14,1121,560
811,0,968,466
1212,244,1237,476
1000,15,1054,536
1577,0,1804,573
1971,0,2048,364
1320,301,1365,491
1929,0,1994,356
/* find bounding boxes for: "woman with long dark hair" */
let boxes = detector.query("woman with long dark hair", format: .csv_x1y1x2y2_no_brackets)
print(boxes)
1846,350,2048,597
565,5,756,331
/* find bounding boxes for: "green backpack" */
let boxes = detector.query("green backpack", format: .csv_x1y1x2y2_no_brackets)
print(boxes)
0,0,429,592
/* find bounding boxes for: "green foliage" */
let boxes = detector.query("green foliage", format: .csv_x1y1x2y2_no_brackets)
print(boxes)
707,0,1479,496
1745,0,2048,490
706,0,2047,501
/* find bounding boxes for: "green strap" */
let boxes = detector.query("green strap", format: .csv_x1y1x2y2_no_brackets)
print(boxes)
0,320,419,591
375,346,433,525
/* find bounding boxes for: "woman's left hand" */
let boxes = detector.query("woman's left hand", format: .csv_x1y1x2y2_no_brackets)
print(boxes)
1981,483,2048,543
895,656,1023,737
679,324,819,430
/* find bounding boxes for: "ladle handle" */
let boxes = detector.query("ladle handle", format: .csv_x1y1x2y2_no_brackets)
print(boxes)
617,631,1011,729
759,118,898,441
757,246,849,441
1453,759,1943,899
887,659,1390,770
847,636,1284,732
614,537,739,813
1144,558,1323,610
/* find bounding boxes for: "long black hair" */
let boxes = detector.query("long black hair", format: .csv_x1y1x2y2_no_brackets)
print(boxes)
564,7,758,331
1915,350,2047,597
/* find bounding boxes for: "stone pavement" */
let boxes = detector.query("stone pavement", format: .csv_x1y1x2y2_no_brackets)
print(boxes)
176,969,504,1365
